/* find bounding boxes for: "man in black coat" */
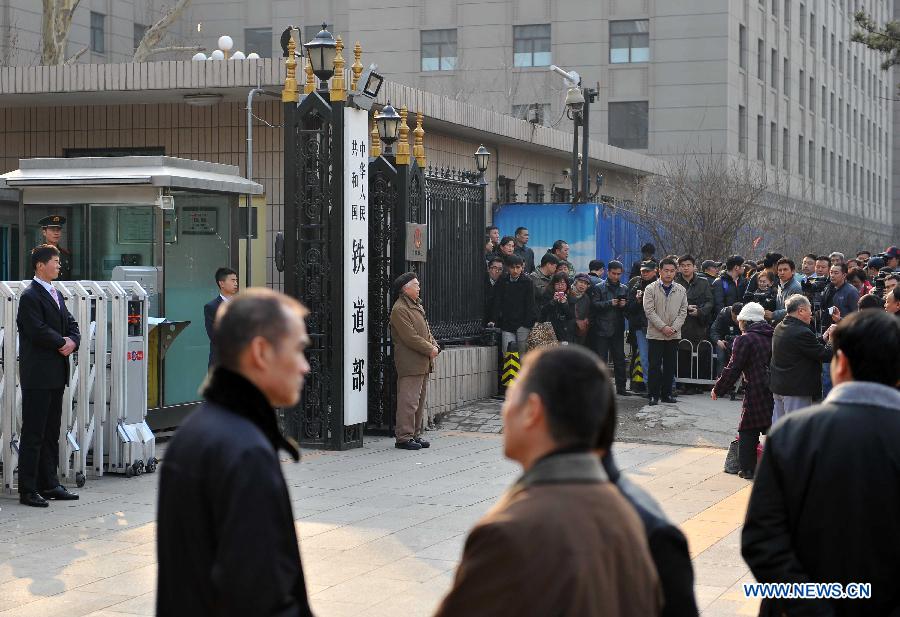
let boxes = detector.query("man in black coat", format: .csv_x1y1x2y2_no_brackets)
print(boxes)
157,288,314,617
484,256,504,326
488,254,535,354
742,310,900,617
204,267,239,367
596,389,699,617
590,261,631,396
711,255,747,318
769,294,833,424
16,245,81,507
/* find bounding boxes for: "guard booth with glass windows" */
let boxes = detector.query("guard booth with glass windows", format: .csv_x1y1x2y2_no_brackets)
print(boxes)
0,156,264,428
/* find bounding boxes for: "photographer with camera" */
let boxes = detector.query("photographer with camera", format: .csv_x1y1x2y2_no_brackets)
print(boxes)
590,261,631,396
873,268,898,299
539,272,576,344
743,270,777,314
884,246,900,271
710,302,743,378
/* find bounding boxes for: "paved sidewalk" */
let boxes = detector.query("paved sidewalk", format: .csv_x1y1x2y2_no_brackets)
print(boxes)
0,432,758,617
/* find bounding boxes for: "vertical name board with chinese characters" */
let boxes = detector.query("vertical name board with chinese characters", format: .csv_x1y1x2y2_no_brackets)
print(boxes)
343,107,369,425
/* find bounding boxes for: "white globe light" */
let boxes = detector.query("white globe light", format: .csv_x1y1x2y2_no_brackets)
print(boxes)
230,50,246,60
210,49,225,60
218,35,234,52
192,52,207,61
206,55,214,61
246,52,260,60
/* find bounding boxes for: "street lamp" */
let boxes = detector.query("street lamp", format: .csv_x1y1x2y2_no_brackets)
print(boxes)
551,64,597,204
375,103,401,155
304,23,338,82
474,144,490,185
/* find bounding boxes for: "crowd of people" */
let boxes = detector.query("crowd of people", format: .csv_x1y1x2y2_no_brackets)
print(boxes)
484,226,900,476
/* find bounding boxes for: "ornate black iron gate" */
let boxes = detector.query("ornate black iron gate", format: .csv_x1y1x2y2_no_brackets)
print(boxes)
365,161,485,435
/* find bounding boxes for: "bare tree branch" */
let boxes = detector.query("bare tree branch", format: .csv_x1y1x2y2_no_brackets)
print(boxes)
133,0,193,62
64,45,88,65
138,45,203,59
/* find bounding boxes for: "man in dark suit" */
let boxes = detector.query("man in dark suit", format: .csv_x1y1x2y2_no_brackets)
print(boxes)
742,310,900,617
434,346,661,617
204,267,238,367
596,389,699,617
16,244,81,507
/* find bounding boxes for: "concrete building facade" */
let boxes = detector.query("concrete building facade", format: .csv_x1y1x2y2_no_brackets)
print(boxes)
0,0,895,239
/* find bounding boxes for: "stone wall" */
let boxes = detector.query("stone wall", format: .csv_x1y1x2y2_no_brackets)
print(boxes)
424,345,498,426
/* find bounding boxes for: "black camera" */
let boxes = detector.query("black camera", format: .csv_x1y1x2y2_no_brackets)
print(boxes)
801,276,829,294
747,290,776,312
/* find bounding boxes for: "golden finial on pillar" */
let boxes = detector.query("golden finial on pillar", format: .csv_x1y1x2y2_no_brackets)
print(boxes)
396,106,411,165
370,119,382,158
304,58,315,95
282,33,299,103
351,41,364,91
413,110,426,167
330,36,346,101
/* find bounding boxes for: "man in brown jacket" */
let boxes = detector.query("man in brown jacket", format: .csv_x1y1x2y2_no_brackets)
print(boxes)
434,346,661,617
390,272,438,451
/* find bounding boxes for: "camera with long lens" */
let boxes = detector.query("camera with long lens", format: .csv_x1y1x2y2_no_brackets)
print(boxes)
801,275,829,295
746,289,777,312
873,268,893,297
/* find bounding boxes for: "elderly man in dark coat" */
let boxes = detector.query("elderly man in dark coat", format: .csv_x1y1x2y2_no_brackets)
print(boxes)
157,288,314,617
743,311,900,617
390,272,438,451
434,346,661,617
710,303,774,480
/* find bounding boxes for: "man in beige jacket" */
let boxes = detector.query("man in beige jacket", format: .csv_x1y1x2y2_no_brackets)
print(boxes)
642,258,688,406
390,272,439,451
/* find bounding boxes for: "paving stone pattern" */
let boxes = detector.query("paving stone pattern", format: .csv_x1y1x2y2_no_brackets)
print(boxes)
0,433,759,616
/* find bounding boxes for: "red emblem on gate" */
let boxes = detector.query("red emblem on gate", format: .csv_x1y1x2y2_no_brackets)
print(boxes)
414,227,423,249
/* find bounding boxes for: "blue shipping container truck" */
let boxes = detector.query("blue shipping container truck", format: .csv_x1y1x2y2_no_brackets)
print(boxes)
492,203,651,276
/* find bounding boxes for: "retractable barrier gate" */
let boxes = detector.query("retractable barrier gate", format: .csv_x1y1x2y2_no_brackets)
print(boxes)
0,280,153,496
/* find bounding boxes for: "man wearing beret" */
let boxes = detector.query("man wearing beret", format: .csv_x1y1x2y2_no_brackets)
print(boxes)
39,215,73,281
390,272,438,451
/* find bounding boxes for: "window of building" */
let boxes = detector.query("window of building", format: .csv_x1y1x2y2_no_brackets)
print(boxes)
828,30,833,64
830,92,835,124
782,127,789,170
551,186,571,202
821,146,826,184
809,76,815,110
799,69,806,106
800,3,806,38
421,29,457,70
772,0,778,16
526,183,545,202
739,106,748,155
498,176,516,203
821,85,826,116
609,101,649,149
739,25,748,69
839,41,844,71
784,0,791,27
808,140,815,179
610,20,649,63
90,12,105,54
810,13,816,46
771,48,778,88
757,39,765,80
770,122,777,165
783,57,789,95
798,135,805,174
245,27,273,58
514,24,551,67
828,150,834,188
133,23,147,51
757,115,765,161
838,155,843,190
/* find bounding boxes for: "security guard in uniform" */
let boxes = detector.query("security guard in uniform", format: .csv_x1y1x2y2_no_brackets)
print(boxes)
38,215,72,280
